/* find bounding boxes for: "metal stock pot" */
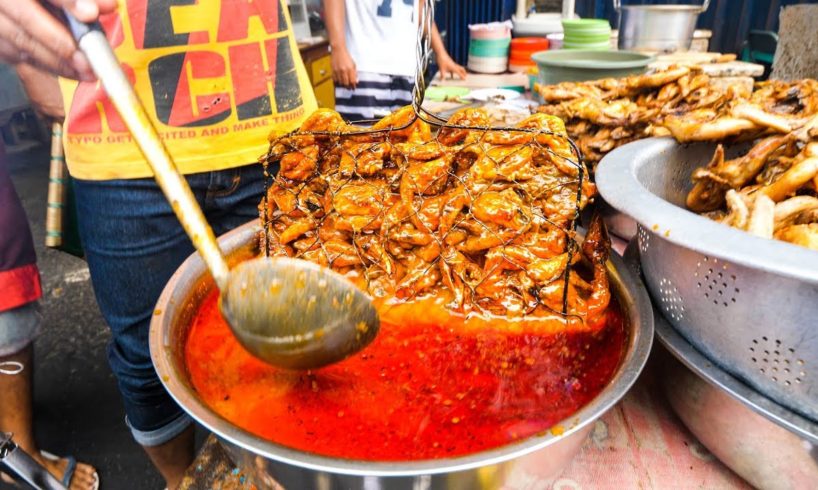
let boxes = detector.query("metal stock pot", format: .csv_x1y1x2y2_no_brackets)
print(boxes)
615,0,711,53
149,220,653,489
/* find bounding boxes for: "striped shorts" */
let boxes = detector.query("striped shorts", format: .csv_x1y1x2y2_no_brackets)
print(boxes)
334,72,414,123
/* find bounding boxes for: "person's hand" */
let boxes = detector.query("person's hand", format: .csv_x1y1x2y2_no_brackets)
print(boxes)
0,0,117,81
16,64,65,120
437,54,467,81
331,47,358,89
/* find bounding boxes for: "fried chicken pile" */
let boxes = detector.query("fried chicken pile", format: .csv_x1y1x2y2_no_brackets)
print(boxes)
688,132,818,251
259,106,611,324
664,79,818,143
535,67,818,166
673,79,818,251
535,66,740,165
537,67,818,250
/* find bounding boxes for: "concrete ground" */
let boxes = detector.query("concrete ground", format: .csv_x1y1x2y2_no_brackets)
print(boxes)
4,143,166,488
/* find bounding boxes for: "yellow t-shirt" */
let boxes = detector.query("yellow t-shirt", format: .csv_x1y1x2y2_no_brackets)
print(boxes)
60,0,316,180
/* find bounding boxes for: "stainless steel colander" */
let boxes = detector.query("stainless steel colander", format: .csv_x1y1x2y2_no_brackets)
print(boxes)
596,136,818,421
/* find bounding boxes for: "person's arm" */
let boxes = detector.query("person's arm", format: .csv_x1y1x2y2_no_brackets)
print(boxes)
325,0,358,89
0,0,117,81
16,64,65,121
431,22,466,80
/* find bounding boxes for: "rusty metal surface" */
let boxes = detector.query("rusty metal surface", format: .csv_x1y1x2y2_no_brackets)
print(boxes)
180,436,255,490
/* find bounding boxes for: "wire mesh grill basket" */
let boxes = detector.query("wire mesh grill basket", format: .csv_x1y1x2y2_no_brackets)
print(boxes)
256,0,607,323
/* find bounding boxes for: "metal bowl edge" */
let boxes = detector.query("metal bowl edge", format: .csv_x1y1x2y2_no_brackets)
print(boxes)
149,219,653,478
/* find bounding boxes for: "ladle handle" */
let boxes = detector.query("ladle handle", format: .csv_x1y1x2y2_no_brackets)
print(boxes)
65,14,230,290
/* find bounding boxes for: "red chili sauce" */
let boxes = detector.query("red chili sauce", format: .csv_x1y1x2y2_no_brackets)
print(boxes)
185,291,627,461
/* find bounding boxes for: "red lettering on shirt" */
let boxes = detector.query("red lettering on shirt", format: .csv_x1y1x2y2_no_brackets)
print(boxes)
125,0,148,49
229,42,273,120
100,12,124,48
66,66,135,134
128,0,209,49
149,51,231,127
217,0,281,42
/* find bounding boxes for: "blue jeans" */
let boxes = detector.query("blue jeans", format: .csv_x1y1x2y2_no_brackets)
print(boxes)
73,164,266,446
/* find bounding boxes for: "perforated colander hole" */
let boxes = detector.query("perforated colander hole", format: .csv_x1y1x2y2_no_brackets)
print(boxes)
657,278,685,321
637,226,650,253
749,337,805,387
695,256,738,307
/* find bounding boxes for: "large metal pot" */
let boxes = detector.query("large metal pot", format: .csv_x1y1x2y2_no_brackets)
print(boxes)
150,220,653,489
615,0,711,53
659,329,818,490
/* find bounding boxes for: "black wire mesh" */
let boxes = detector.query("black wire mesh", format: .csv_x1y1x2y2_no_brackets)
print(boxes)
259,109,595,318
258,1,599,321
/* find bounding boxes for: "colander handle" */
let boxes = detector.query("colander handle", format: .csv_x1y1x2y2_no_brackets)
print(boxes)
613,0,711,12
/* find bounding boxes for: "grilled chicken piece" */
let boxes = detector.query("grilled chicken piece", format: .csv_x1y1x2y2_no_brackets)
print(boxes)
260,106,601,322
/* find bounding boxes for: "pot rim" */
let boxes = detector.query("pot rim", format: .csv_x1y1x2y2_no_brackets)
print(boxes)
150,220,654,476
532,50,654,69
619,5,703,12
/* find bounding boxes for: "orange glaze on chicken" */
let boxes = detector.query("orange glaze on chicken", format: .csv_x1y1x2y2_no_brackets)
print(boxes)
260,107,609,327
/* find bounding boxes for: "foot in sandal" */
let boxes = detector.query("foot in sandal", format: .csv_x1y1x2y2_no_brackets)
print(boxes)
39,451,100,490
0,450,100,490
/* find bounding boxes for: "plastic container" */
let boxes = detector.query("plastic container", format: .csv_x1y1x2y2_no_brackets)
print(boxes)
510,37,549,51
467,57,509,74
565,32,611,42
469,38,512,57
562,18,612,52
532,50,653,84
561,18,611,29
512,13,563,37
527,67,540,94
468,21,513,74
547,33,564,50
468,21,512,40
424,86,471,102
508,37,549,72
563,41,612,51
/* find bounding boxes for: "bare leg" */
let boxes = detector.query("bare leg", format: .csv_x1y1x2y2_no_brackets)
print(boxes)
142,424,195,490
0,345,99,489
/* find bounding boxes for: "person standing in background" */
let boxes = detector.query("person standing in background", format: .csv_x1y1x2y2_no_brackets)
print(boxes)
0,141,100,489
325,0,466,122
0,5,100,485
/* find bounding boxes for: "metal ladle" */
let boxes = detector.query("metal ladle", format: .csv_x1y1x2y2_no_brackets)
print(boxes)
64,17,379,369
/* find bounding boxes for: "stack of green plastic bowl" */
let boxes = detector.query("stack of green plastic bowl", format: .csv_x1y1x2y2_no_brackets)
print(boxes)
561,19,611,51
